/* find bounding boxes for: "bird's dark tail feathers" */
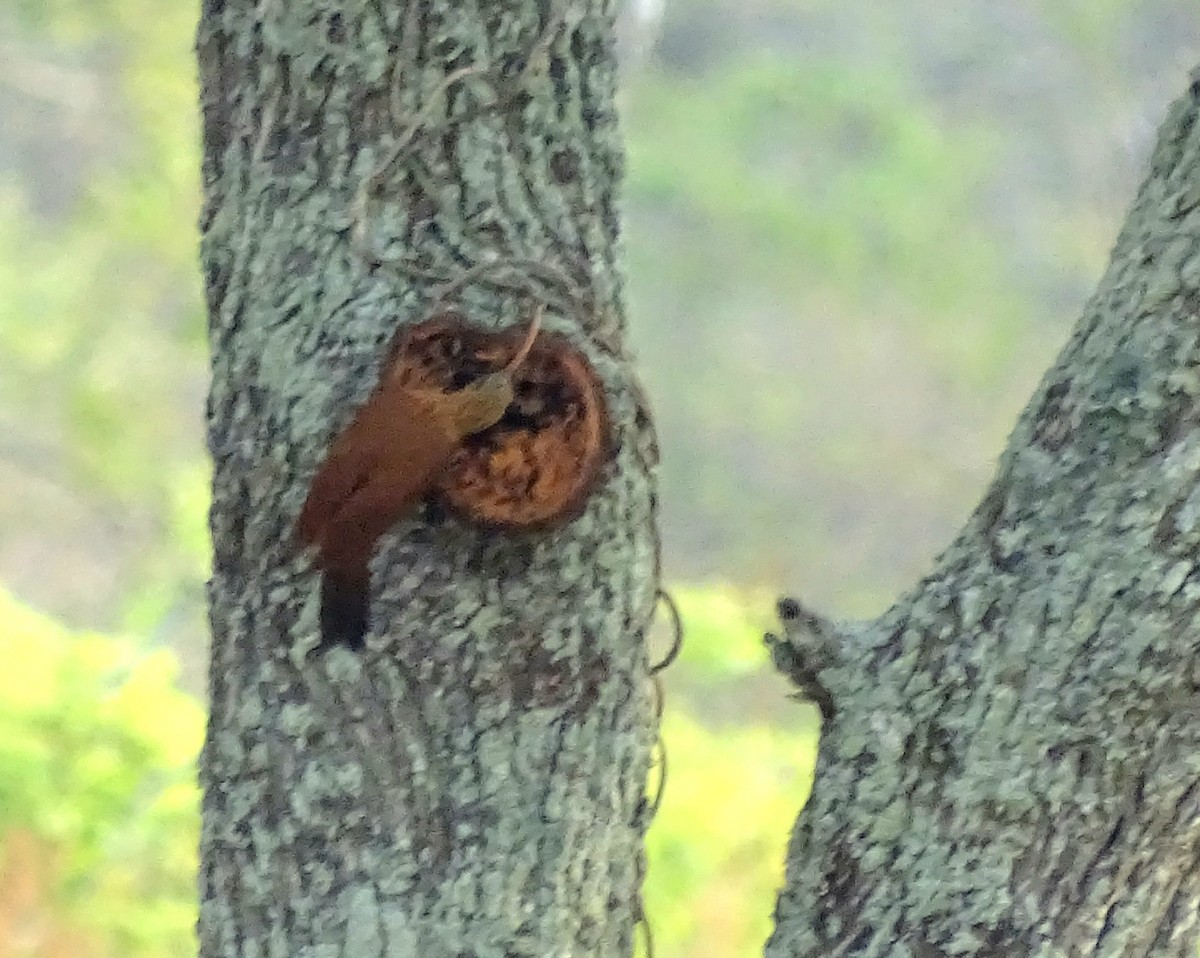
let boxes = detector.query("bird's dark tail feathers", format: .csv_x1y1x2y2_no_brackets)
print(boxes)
320,569,369,649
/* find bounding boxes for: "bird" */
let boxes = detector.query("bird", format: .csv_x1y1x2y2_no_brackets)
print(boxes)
296,309,541,646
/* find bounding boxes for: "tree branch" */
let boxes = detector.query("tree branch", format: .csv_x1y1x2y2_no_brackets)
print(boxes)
769,69,1200,957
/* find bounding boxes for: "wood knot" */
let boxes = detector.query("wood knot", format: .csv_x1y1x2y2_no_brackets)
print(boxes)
396,312,610,530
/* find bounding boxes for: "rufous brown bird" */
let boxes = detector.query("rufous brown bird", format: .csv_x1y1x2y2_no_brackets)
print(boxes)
296,309,541,646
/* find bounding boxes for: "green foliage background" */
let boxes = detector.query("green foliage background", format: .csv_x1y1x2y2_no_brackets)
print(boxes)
0,588,200,957
0,0,1196,955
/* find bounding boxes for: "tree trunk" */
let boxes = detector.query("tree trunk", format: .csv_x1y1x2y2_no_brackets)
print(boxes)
196,2,658,956
768,73,1200,956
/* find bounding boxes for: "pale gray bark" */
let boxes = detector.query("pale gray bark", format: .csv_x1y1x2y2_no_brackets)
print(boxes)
196,2,658,956
768,73,1200,956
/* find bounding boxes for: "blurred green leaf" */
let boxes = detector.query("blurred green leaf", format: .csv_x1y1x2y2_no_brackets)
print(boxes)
0,587,201,958
644,706,817,958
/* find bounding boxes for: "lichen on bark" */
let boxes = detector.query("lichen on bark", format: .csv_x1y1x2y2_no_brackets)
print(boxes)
768,73,1200,957
197,1,658,956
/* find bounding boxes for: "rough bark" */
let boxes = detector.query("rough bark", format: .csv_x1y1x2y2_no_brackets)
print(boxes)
196,2,658,956
768,72,1200,956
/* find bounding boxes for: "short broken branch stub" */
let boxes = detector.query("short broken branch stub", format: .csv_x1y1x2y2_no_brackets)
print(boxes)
395,313,610,530
766,596,840,721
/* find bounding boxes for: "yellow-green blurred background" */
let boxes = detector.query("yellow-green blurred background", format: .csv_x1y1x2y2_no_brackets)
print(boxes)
1,1,1197,955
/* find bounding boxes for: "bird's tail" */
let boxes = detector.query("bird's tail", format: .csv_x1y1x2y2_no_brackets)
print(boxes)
320,569,370,649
